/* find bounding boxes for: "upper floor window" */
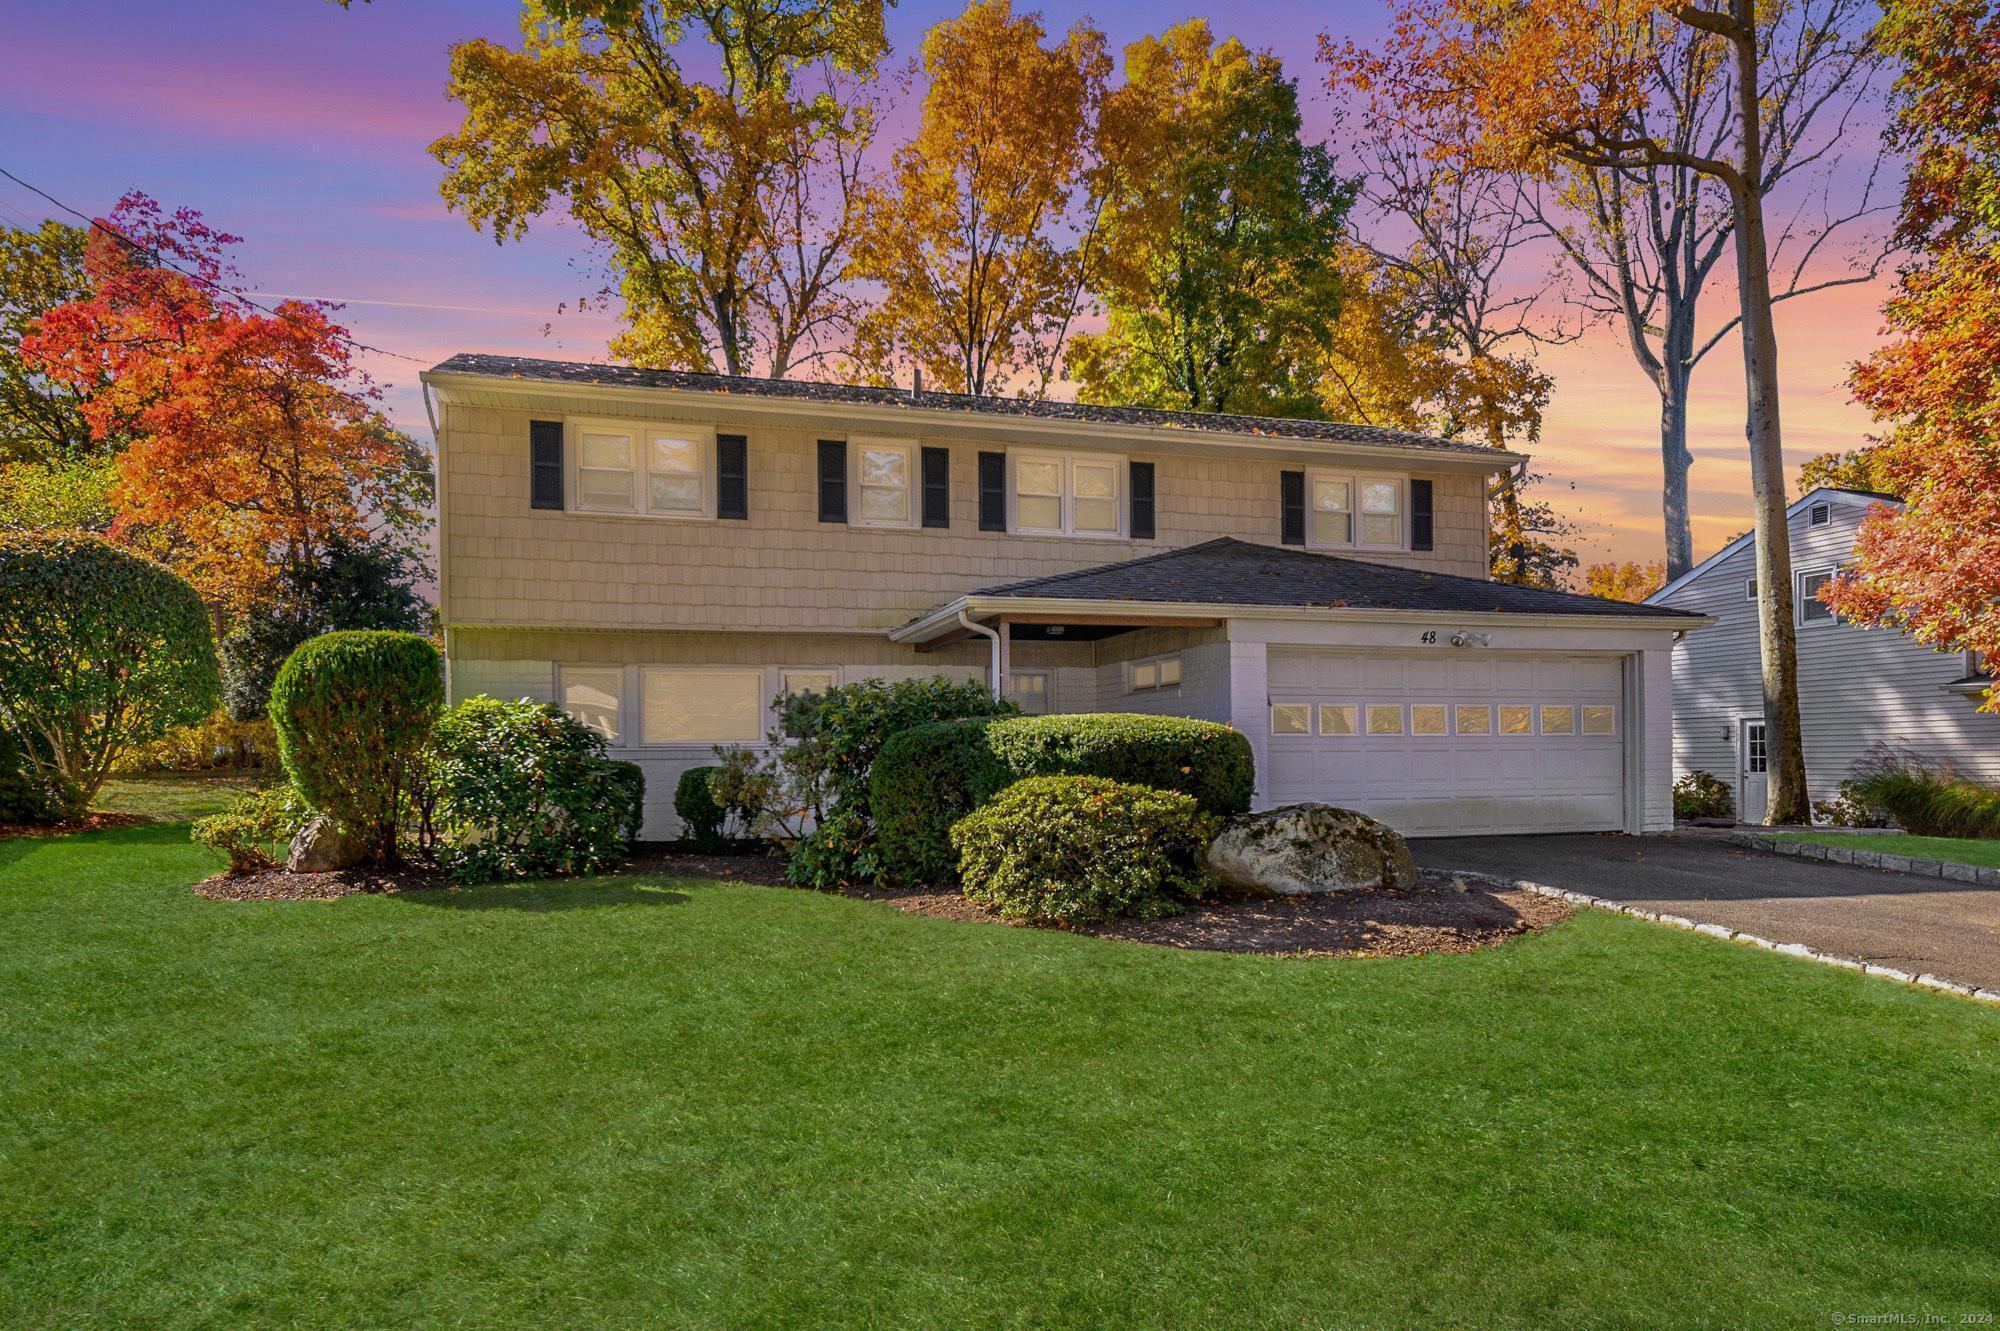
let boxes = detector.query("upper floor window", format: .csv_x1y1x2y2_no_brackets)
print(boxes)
853,440,915,528
1309,470,1404,551
1799,568,1840,625
1012,450,1122,538
572,418,714,518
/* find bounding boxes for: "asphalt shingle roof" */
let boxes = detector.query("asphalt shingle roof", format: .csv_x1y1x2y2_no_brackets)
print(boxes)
969,538,1703,619
428,353,1503,458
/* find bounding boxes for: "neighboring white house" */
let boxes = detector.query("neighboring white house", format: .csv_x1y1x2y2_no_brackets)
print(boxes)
422,353,1707,839
1646,487,1999,821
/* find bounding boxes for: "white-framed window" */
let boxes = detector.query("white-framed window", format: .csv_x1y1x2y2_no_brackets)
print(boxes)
1008,670,1051,715
852,439,916,528
1129,653,1182,692
1799,568,1839,625
1307,470,1405,551
1271,704,1310,735
1010,450,1124,538
1410,704,1448,735
1744,577,1758,601
570,417,714,518
1318,704,1357,736
1582,705,1616,735
559,666,624,744
781,669,838,701
1540,704,1576,735
1455,704,1492,735
1366,704,1404,735
1498,704,1533,735
640,667,765,744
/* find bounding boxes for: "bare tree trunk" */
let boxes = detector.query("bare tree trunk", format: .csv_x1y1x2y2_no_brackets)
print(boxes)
1659,363,1695,580
1726,0,1810,825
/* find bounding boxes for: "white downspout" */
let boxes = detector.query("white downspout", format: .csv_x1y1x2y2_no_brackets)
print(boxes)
958,609,1002,699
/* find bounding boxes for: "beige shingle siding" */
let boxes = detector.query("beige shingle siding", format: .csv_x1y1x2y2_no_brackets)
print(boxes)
438,404,1491,634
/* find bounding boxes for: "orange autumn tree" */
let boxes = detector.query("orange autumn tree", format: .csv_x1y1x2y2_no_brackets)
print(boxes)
1823,0,2000,712
1332,0,1825,823
1583,559,1667,603
22,193,429,619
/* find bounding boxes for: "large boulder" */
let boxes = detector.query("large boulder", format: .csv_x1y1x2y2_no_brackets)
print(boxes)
287,814,367,874
1205,804,1416,895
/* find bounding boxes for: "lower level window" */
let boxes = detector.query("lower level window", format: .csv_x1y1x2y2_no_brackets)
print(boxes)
559,666,624,743
642,667,765,744
1130,654,1181,691
1008,671,1051,715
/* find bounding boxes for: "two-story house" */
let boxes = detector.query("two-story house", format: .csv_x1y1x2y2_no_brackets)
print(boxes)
422,354,1705,840
1646,486,2000,821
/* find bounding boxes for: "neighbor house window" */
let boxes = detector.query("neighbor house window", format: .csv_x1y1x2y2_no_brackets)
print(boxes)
1744,577,1757,601
572,419,713,518
1410,704,1448,735
1130,654,1181,692
1366,705,1403,735
1455,705,1491,735
641,668,764,744
1318,704,1357,736
559,666,624,743
1498,705,1532,735
1307,471,1404,550
1011,451,1123,537
1271,704,1309,735
1008,671,1051,715
1799,569,1838,624
853,440,915,527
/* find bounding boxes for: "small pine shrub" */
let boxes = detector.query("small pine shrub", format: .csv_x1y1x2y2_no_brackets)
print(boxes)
192,785,309,874
951,775,1216,925
873,713,1254,885
268,631,442,863
1673,770,1734,821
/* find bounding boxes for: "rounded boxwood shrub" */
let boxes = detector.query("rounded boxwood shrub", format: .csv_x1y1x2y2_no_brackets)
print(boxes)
425,695,645,883
1672,769,1734,821
674,765,729,851
951,775,1215,925
0,534,220,818
268,630,442,863
873,713,1254,885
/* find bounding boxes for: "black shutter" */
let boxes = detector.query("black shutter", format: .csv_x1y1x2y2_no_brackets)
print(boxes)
817,439,847,523
1410,478,1434,551
1279,470,1305,545
1129,461,1156,541
529,419,563,510
978,451,1007,531
921,446,950,529
716,434,748,520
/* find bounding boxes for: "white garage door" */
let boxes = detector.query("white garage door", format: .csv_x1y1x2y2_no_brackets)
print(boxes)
1265,649,1627,836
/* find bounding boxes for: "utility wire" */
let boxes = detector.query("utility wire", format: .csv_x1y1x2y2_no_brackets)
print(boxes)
0,164,429,366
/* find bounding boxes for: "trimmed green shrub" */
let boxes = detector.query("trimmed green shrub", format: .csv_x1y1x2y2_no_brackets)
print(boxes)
268,630,442,863
0,730,62,824
1848,746,2000,839
951,775,1216,925
425,695,644,883
674,765,730,851
1672,770,1734,821
1813,779,1891,829
0,534,219,818
772,676,1016,889
192,785,309,874
873,713,1255,885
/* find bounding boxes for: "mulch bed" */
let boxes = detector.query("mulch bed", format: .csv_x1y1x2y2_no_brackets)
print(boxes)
851,868,1571,958
626,846,793,886
194,864,452,901
0,812,148,840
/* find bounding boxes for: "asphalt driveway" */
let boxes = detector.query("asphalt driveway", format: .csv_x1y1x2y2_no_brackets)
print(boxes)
1416,833,2000,993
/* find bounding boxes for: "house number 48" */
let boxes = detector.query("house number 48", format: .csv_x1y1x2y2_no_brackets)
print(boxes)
1418,631,1438,645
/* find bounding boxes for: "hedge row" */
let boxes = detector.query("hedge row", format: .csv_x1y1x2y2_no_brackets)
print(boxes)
871,712,1254,885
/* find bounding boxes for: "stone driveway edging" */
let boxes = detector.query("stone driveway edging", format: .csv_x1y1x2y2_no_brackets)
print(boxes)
1722,831,2000,887
1446,868,2000,1007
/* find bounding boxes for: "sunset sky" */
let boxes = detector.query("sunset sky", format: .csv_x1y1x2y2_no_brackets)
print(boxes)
0,0,1897,569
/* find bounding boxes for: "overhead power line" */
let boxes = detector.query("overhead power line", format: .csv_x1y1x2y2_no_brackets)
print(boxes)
0,164,428,366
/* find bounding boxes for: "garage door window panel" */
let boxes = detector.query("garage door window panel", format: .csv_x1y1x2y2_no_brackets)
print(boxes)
1499,705,1533,735
1540,705,1575,735
1272,704,1310,735
1366,705,1404,735
1410,704,1447,735
1582,705,1615,735
1455,705,1491,735
1318,704,1357,736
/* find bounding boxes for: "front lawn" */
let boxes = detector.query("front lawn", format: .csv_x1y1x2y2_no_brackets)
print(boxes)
95,771,270,823
1775,831,2000,871
4,828,1998,1328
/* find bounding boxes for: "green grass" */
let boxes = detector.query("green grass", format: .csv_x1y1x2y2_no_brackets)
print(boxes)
4,828,1999,1329
94,771,270,823
1776,831,2000,870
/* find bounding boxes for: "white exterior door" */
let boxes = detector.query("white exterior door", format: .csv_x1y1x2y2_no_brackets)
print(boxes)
1263,649,1628,836
1739,719,1769,824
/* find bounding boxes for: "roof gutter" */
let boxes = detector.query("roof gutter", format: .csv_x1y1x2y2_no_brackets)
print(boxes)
420,370,1524,472
893,595,1711,644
